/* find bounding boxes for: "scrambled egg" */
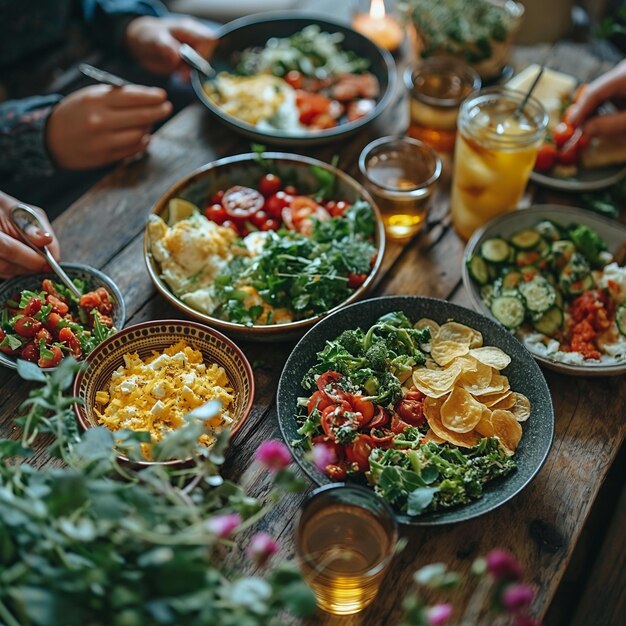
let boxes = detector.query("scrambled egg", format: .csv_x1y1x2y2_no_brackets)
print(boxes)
204,73,302,131
149,211,237,314
95,341,234,450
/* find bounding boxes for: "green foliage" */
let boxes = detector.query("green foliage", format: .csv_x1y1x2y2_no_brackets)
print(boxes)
568,224,609,267
0,361,314,626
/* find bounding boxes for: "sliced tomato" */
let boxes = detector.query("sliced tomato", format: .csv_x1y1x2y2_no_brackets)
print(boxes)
368,405,389,428
347,273,368,289
258,174,282,197
295,90,332,126
552,121,576,148
283,196,331,234
307,390,333,414
23,297,42,317
44,312,63,332
35,327,53,345
345,434,376,472
14,316,42,338
395,391,425,426
58,327,82,358
222,186,264,220
534,144,557,172
390,413,412,434
369,427,395,448
325,463,348,480
320,402,351,438
20,341,38,362
41,279,61,299
38,345,63,368
316,371,347,403
46,295,69,316
348,395,375,423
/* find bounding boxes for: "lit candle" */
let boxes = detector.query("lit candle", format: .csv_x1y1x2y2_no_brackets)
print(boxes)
352,0,404,52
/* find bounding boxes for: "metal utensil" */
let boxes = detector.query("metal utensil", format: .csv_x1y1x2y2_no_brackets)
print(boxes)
79,63,130,88
9,204,82,299
514,65,544,119
179,43,216,79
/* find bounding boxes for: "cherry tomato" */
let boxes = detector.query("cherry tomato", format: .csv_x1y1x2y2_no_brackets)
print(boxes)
552,122,576,148
534,144,558,172
325,464,347,480
390,413,412,434
326,200,350,217
41,279,61,298
38,345,63,368
258,174,282,198
316,371,348,403
347,273,368,289
23,297,42,317
20,341,38,363
295,90,332,125
46,295,69,316
261,218,280,231
94,288,113,315
222,186,264,220
320,402,351,439
395,390,425,426
250,210,269,228
368,405,389,429
348,395,375,423
14,316,42,338
45,312,63,332
35,328,53,345
264,191,293,219
205,203,228,224
306,390,333,415
58,327,82,358
345,434,376,472
284,70,303,90
221,220,240,236
79,292,101,311
209,190,224,205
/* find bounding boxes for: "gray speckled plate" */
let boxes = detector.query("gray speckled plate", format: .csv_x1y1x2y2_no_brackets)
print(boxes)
0,263,125,371
277,296,554,526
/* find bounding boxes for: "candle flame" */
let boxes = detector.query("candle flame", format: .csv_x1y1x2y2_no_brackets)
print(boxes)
370,0,386,19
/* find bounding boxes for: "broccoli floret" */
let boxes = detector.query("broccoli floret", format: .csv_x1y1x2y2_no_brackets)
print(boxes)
336,328,365,355
365,339,389,370
364,370,402,407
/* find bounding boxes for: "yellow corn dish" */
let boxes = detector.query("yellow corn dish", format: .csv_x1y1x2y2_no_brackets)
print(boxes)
95,341,234,451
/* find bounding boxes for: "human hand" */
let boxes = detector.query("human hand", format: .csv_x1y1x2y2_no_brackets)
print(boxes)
124,15,217,76
45,85,172,170
0,192,60,279
566,59,626,137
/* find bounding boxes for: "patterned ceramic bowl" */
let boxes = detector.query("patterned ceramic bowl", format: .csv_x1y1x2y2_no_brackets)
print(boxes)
0,263,126,371
73,319,255,467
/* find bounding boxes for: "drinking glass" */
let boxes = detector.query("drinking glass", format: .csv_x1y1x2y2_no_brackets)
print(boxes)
359,135,442,241
296,483,398,615
450,87,548,240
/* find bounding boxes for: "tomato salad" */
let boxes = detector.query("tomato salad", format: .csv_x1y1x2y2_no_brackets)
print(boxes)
0,279,116,368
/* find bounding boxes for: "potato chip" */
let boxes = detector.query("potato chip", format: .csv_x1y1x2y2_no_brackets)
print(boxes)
459,359,493,393
475,405,493,436
438,322,475,346
475,409,521,454
490,393,516,410
469,347,512,370
414,318,440,341
422,429,446,444
469,329,483,349
509,392,531,422
431,340,470,366
440,387,484,433
424,397,480,448
471,373,510,396
478,389,512,407
424,358,439,370
412,361,463,397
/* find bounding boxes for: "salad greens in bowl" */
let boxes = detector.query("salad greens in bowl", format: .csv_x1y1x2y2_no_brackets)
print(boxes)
144,152,385,342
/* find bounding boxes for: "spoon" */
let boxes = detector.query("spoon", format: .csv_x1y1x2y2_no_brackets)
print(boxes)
9,204,82,300
78,63,130,87
514,65,544,120
179,43,217,79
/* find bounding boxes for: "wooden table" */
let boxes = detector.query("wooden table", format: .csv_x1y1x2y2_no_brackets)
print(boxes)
1,40,624,625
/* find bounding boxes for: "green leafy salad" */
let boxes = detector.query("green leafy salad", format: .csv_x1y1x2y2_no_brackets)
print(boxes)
294,311,520,516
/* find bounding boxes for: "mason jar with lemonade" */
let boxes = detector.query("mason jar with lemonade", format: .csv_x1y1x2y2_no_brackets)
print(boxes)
451,88,548,240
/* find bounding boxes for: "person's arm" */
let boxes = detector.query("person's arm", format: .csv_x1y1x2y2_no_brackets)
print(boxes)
0,96,63,182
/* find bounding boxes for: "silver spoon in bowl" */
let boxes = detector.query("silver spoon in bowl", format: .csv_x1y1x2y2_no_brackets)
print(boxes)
179,43,217,79
9,204,82,300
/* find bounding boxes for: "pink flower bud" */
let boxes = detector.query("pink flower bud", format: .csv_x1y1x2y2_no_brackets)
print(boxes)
486,549,523,581
206,513,241,538
503,584,535,612
256,440,292,471
427,603,453,626
246,531,279,566
312,443,337,471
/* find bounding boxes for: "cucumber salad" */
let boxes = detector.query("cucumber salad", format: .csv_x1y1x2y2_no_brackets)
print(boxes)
467,220,626,365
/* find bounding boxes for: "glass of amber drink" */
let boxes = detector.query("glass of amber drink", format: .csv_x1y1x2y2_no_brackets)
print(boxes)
451,88,548,240
296,483,398,615
359,136,442,241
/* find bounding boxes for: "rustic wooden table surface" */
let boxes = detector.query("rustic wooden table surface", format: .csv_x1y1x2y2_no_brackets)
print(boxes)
1,39,624,625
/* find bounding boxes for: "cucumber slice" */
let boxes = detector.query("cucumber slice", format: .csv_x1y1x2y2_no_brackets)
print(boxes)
491,295,525,329
502,270,522,290
565,273,595,296
616,303,626,337
519,276,556,313
467,255,489,285
533,306,564,336
551,240,576,271
481,238,511,264
480,284,495,306
554,289,564,309
511,228,542,250
535,220,562,242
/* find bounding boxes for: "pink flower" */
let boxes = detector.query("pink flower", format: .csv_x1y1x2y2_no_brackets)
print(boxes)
256,440,292,471
206,513,241,538
246,531,280,566
513,615,542,626
426,603,453,626
486,549,523,581
312,443,337,471
503,584,535,612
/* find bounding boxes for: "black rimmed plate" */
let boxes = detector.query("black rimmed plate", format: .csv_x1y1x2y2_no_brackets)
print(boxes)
191,13,396,147
0,263,126,371
276,296,554,526
530,164,626,192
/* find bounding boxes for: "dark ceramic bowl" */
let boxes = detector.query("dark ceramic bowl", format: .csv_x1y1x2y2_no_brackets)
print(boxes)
191,13,396,146
0,263,126,371
276,296,554,525
73,319,255,468
144,152,386,342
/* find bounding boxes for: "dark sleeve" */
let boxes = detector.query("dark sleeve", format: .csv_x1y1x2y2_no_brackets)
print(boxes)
0,96,63,181
80,0,169,53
